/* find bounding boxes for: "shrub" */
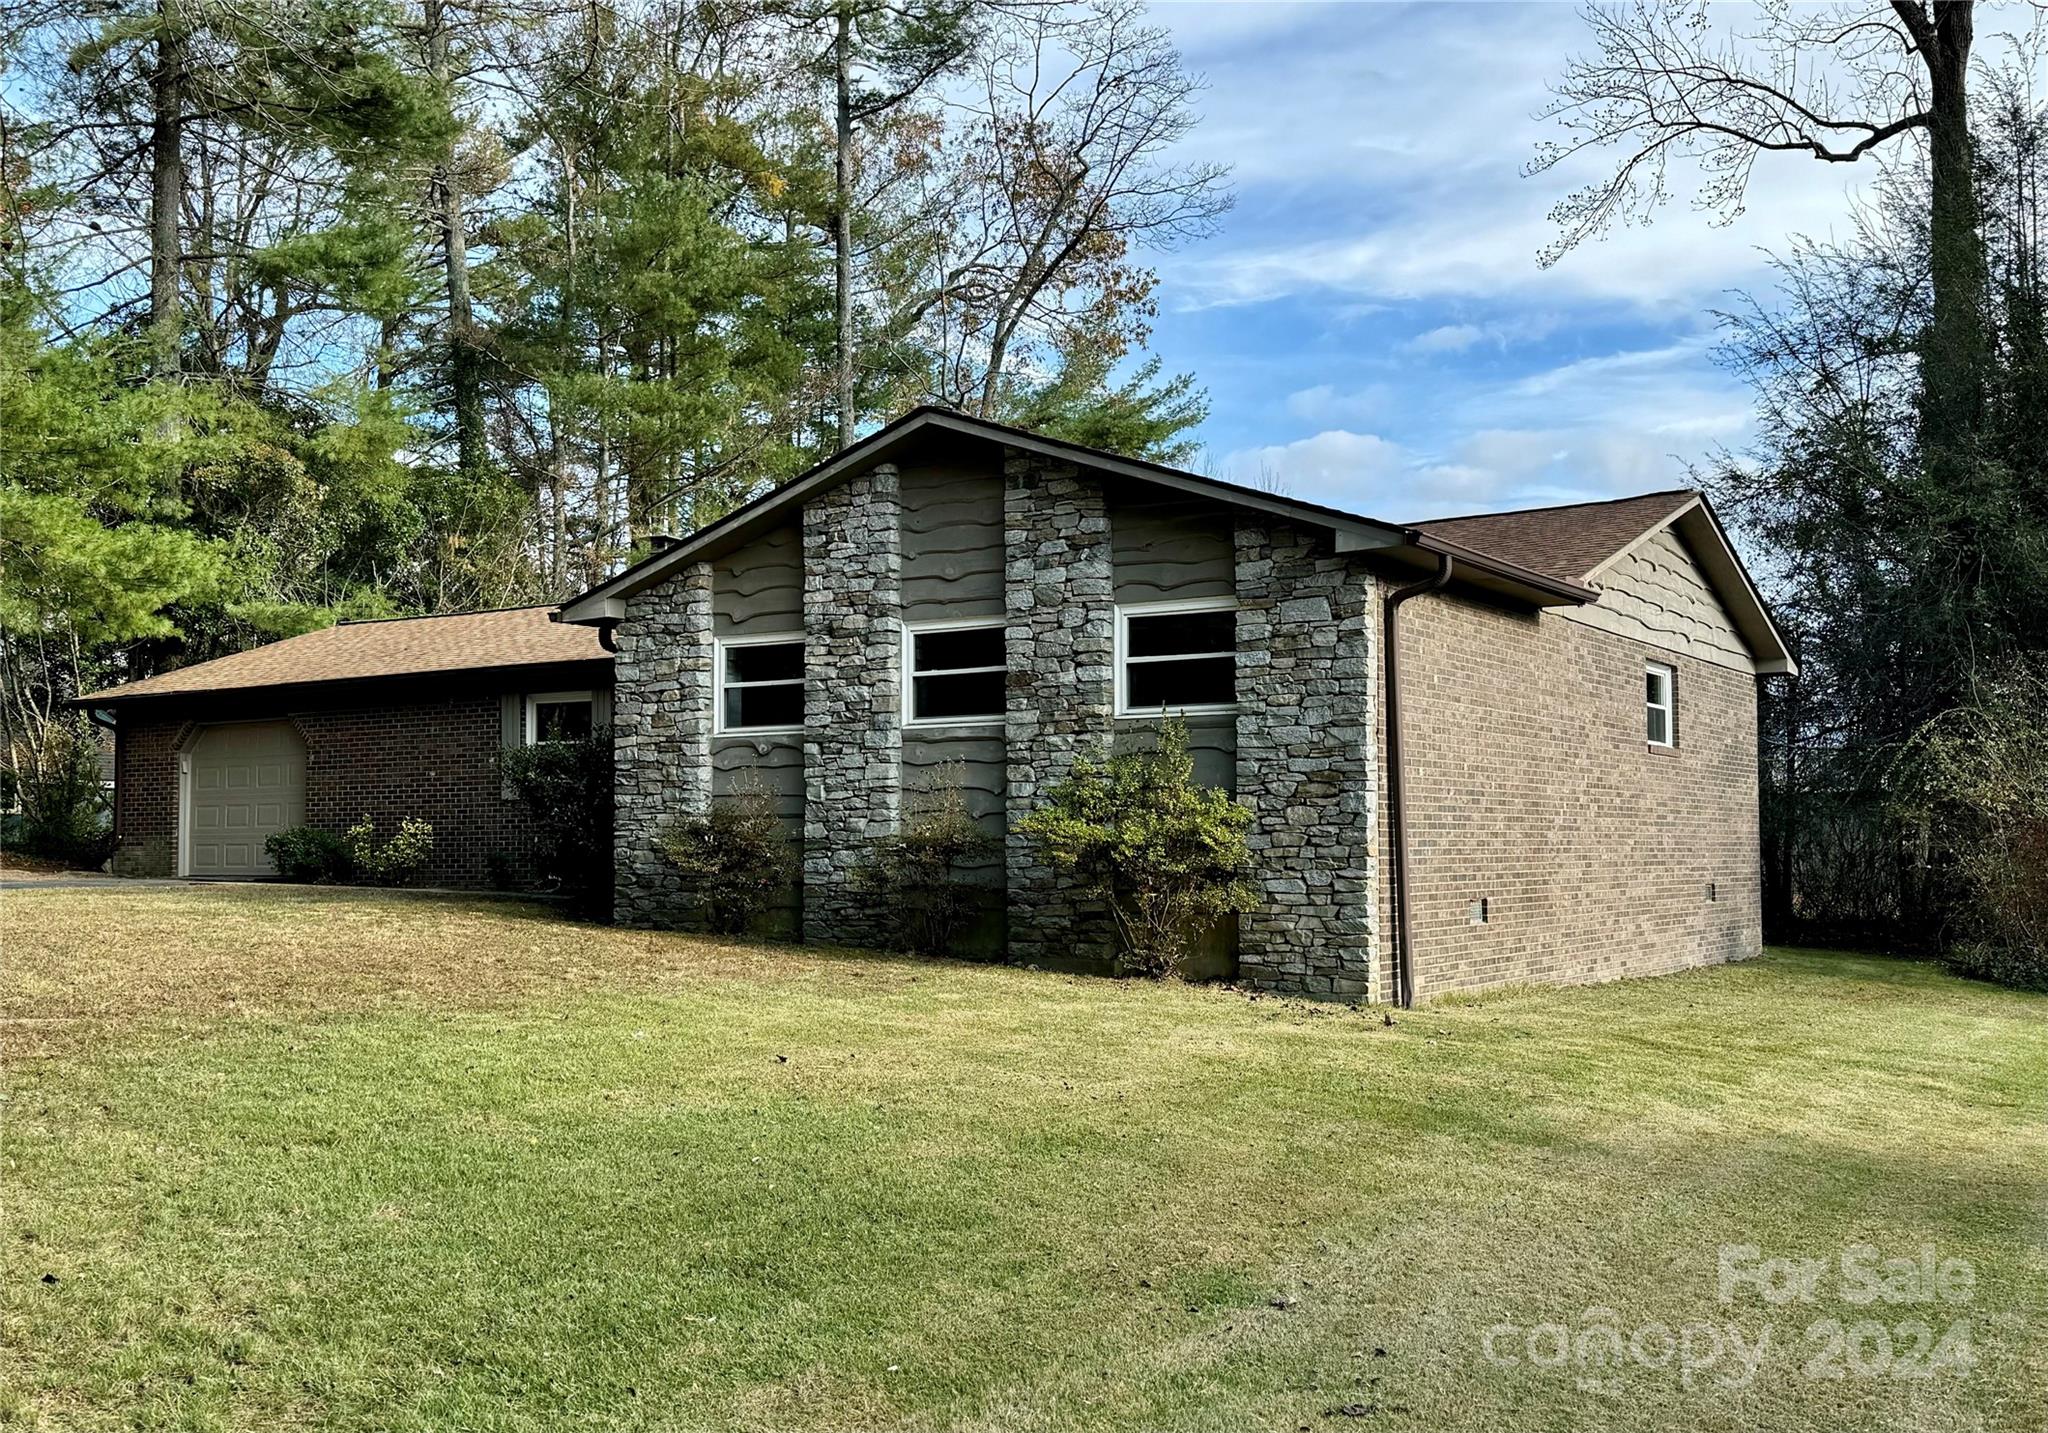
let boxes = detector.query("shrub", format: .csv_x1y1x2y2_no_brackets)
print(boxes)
498,728,614,912
343,815,435,887
5,718,111,868
658,781,797,935
855,764,1001,956
1894,660,2048,991
265,825,352,882
1016,718,1257,977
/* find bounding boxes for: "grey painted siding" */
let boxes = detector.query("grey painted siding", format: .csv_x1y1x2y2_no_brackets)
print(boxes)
1111,714,1235,793
712,524,803,637
1110,492,1235,603
903,729,1006,957
900,462,1008,939
1108,492,1238,790
712,735,803,933
901,464,1005,622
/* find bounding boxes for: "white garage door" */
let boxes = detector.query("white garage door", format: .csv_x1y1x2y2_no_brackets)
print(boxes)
186,722,307,877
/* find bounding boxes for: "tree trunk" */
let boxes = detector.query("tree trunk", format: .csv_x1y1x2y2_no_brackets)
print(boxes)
833,2,856,447
148,0,186,377
426,0,486,480
1917,0,1990,451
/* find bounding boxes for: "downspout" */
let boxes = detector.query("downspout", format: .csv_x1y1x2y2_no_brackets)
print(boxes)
1384,551,1452,1009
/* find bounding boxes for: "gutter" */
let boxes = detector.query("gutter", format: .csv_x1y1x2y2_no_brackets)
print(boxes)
1383,550,1453,1009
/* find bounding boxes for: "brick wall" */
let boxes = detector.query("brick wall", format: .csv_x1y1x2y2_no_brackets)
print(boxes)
296,696,542,888
1379,588,1761,999
112,719,189,874
109,686,582,888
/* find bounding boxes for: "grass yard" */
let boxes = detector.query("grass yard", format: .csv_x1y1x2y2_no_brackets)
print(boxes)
2,887,2044,1432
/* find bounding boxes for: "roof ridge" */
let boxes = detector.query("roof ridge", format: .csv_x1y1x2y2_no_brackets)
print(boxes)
1411,488,1696,527
335,604,558,626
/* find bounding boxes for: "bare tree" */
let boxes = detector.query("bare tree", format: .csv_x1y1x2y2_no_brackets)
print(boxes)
1530,1,1992,448
911,0,1231,415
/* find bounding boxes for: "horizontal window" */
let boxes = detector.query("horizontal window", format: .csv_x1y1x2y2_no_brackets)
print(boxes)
526,691,593,745
720,637,804,732
1118,603,1237,715
908,623,1005,724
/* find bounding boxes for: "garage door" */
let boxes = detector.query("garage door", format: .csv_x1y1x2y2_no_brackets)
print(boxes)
187,722,307,877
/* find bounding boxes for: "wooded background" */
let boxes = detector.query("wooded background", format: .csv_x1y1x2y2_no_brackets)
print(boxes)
3,1,2041,977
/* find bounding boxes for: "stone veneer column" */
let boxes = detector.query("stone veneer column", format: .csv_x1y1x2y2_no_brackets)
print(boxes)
1004,449,1116,967
1233,520,1379,997
801,463,903,944
613,558,713,927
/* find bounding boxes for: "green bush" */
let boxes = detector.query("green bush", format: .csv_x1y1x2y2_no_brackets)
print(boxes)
5,718,111,868
855,765,1001,956
658,782,796,935
264,825,352,882
1016,718,1257,977
343,815,435,887
498,728,614,912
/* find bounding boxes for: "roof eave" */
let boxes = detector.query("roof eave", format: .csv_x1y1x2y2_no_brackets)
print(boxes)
1405,531,1600,606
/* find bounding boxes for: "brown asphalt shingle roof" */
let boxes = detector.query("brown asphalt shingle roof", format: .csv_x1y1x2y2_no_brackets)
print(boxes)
1408,489,1699,586
82,606,608,704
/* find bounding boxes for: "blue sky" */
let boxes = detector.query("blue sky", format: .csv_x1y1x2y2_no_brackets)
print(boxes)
1142,1,1897,520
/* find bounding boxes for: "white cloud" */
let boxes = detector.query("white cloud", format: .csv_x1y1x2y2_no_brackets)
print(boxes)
1403,314,1561,354
1216,336,1758,518
1283,382,1392,425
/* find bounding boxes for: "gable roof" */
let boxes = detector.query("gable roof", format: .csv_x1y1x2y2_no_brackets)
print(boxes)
550,404,1789,676
1411,489,1794,674
1410,490,1699,587
80,606,610,706
556,405,1596,622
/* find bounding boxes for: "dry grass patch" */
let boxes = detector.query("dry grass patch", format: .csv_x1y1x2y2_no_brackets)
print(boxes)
1,886,925,1058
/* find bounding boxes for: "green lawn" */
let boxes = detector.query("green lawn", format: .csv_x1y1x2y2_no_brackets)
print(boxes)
3,887,2043,1432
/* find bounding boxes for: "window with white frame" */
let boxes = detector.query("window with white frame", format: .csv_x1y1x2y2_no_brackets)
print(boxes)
906,621,1005,724
1645,662,1676,747
717,635,805,732
1116,599,1237,715
526,690,594,744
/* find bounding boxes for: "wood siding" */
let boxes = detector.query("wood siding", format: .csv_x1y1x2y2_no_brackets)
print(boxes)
1564,528,1755,674
712,524,803,637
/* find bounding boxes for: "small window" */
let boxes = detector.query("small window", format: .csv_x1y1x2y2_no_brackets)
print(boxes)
526,690,594,744
719,636,805,732
1118,601,1237,715
1645,662,1676,747
908,622,1005,724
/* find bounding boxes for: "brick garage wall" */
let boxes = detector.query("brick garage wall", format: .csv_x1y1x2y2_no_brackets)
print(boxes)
112,718,188,875
110,692,556,888
297,696,541,888
1379,589,1761,999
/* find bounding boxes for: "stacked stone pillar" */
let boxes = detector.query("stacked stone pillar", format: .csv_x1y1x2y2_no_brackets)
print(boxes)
801,464,903,944
1003,449,1117,967
1233,520,1379,996
613,558,713,927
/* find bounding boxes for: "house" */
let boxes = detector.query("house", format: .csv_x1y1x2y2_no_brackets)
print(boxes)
81,607,612,885
559,407,1793,1004
85,408,1792,1005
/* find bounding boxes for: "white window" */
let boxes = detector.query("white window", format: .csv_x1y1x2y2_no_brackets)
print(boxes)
905,620,1005,725
1115,598,1238,716
525,690,594,744
1645,662,1676,747
716,634,805,733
